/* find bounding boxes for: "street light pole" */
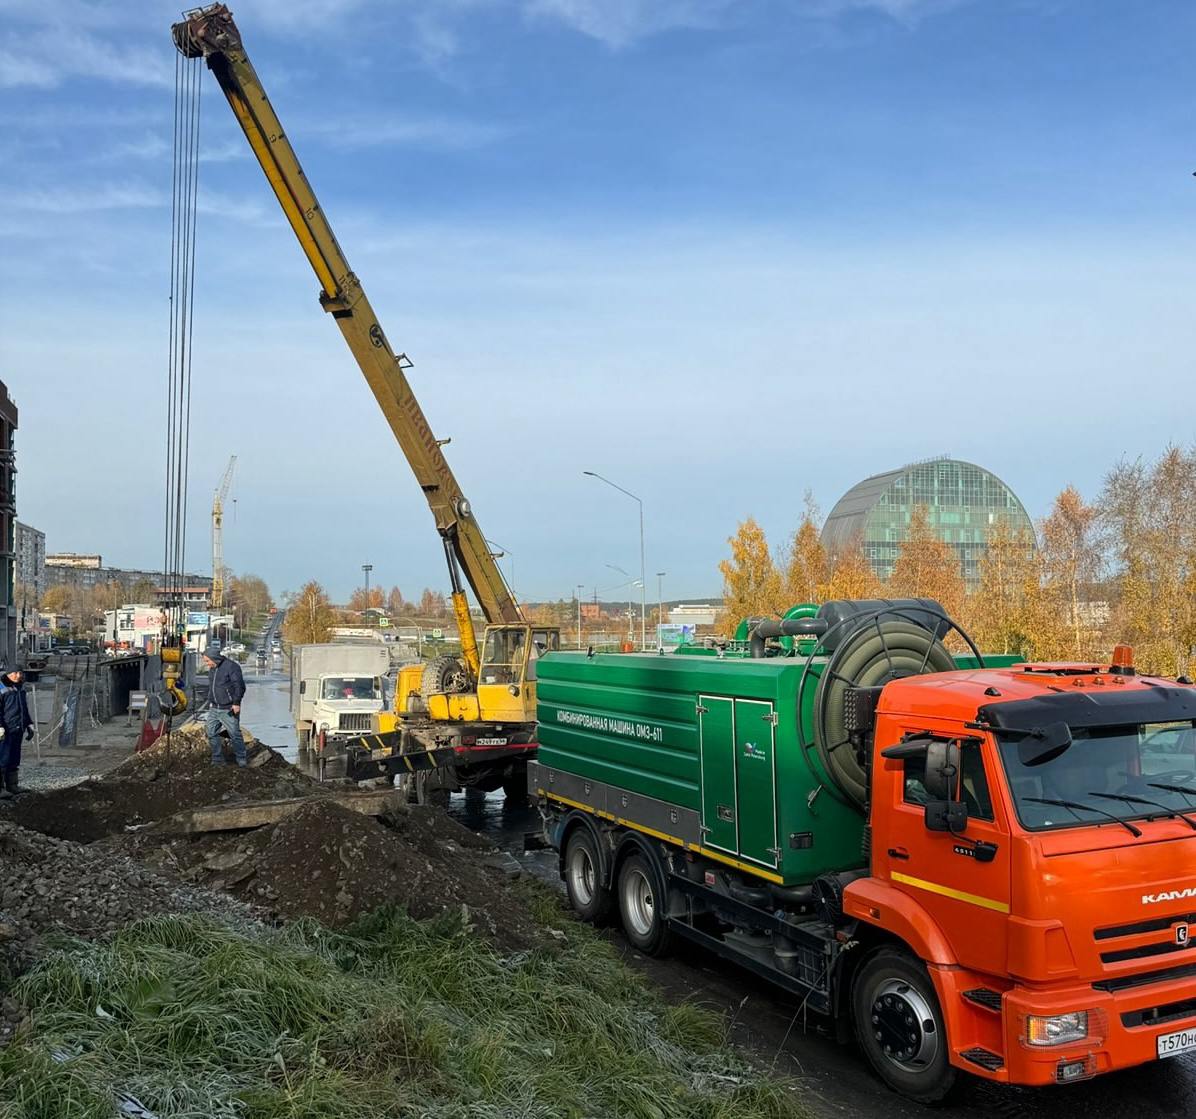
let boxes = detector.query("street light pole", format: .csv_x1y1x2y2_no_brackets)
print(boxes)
576,583,585,649
656,571,666,644
584,471,645,650
362,564,373,603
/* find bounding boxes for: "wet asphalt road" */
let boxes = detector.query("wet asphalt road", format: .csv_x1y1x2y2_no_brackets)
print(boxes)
239,672,1196,1118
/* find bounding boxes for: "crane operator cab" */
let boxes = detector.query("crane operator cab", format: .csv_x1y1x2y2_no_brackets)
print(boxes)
475,624,560,722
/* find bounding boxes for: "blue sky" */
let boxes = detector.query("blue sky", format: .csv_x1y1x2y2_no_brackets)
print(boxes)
2,0,1193,605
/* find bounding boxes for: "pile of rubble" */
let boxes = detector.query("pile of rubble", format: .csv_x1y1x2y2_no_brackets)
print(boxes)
118,798,539,945
0,819,260,981
1,724,544,978
4,723,317,843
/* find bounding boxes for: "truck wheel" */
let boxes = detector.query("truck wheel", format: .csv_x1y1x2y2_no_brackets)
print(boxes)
414,772,452,809
502,767,528,806
851,948,958,1103
563,828,613,924
617,853,673,957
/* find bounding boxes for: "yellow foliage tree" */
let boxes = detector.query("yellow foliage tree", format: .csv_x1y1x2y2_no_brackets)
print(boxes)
1039,485,1102,661
349,586,385,613
718,517,784,634
782,498,830,606
886,505,965,621
1100,447,1196,675
823,543,884,602
968,520,1042,656
282,581,335,646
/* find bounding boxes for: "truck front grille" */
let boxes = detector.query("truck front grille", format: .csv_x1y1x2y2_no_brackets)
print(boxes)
338,713,373,733
1093,960,1196,993
1122,996,1196,1030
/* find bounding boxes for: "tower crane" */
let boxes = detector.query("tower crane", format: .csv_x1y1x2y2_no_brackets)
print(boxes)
211,455,237,611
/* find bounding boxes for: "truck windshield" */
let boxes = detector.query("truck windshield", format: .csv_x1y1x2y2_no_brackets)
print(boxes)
997,720,1196,831
321,676,378,701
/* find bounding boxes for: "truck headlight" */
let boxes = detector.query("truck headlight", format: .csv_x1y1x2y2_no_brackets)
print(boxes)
1026,1011,1089,1047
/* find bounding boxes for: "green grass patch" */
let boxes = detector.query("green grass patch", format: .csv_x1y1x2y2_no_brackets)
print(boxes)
0,909,805,1119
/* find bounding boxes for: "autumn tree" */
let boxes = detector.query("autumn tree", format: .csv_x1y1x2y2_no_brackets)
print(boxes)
886,505,965,621
417,588,448,619
386,586,407,616
282,581,335,645
349,586,385,613
228,573,272,628
968,520,1044,656
129,577,157,604
782,494,830,606
1099,446,1196,675
717,517,785,634
1039,485,1103,661
40,586,71,614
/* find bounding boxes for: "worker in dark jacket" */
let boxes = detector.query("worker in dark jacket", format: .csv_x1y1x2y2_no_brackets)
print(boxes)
0,666,35,797
202,644,248,766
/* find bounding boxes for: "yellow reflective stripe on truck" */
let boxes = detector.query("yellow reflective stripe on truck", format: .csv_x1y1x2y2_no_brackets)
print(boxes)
542,789,786,885
891,871,1010,914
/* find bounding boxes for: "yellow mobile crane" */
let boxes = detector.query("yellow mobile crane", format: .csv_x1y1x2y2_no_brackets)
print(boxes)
172,4,558,800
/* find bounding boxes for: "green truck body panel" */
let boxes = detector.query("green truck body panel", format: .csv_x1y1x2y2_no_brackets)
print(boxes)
536,651,864,884
535,649,1026,886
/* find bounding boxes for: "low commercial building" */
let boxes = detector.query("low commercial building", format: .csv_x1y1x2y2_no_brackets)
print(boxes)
667,604,720,628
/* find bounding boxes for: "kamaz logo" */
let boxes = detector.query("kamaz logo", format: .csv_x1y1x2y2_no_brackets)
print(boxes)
1142,887,1196,905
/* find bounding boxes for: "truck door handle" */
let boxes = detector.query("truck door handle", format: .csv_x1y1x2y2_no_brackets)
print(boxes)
887,846,910,861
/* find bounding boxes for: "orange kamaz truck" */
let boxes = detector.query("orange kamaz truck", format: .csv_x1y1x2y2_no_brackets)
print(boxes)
531,601,1196,1100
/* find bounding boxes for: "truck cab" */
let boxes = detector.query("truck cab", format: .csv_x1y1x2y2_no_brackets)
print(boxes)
849,656,1196,1093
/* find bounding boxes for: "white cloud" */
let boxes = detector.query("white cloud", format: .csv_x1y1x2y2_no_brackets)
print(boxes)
5,182,165,213
522,0,733,46
300,114,508,151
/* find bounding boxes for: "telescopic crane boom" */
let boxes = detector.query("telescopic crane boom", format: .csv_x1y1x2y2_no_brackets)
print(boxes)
172,4,521,675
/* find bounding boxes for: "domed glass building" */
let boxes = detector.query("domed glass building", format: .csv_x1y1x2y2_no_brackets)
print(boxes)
821,457,1035,587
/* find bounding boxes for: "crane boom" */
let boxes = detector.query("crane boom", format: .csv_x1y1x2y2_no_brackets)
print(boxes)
172,4,521,626
211,454,236,610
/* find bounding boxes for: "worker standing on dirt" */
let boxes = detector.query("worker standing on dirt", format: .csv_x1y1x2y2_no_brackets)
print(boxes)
0,666,34,797
202,645,248,767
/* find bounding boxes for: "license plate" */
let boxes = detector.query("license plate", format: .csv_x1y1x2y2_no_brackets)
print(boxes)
475,737,507,746
1157,1027,1196,1059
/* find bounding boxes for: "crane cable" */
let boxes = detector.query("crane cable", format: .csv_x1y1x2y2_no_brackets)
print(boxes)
161,47,202,719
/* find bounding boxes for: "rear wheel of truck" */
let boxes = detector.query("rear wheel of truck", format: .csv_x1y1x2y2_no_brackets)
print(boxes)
502,765,528,806
563,828,613,924
851,948,957,1104
617,852,673,957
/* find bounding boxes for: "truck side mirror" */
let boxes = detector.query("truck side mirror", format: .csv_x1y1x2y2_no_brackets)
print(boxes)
925,800,968,832
924,738,960,801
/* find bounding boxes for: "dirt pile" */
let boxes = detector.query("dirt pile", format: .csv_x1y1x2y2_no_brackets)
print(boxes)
3,723,317,843
0,819,259,983
118,799,540,947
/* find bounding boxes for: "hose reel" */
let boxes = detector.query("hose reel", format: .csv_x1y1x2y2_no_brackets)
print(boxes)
792,600,983,810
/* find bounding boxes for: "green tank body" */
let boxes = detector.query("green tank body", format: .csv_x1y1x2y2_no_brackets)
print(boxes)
535,651,865,884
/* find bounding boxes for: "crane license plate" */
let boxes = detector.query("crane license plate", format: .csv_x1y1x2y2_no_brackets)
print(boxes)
1157,1027,1196,1059
475,737,508,746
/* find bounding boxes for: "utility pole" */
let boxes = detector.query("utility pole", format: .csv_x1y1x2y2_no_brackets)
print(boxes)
362,563,373,605
656,571,666,646
576,583,585,648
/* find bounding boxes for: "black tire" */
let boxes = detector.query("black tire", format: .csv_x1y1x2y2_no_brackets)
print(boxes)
420,655,469,699
563,827,613,924
851,948,958,1103
616,852,674,956
414,771,452,809
502,765,528,806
